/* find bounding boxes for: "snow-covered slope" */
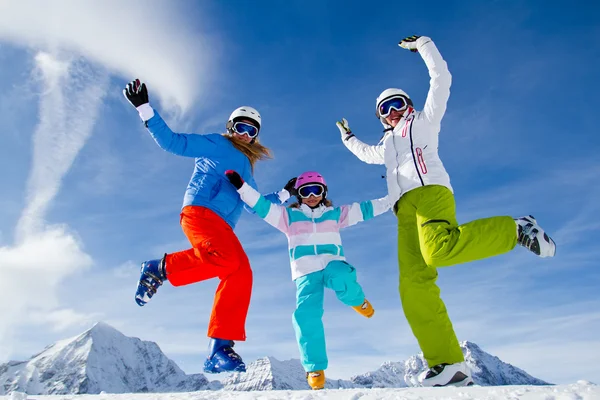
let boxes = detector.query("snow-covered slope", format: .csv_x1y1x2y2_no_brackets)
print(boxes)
2,381,598,400
0,322,209,395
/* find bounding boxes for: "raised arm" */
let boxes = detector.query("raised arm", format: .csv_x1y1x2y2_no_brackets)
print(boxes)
225,171,290,233
400,36,451,127
244,174,290,215
123,79,219,157
336,118,385,165
338,195,391,229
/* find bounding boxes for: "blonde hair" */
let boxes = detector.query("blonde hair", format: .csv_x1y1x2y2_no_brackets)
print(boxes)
288,199,333,209
224,133,272,172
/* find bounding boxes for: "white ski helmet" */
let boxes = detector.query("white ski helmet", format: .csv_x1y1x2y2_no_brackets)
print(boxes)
226,106,261,131
375,88,413,127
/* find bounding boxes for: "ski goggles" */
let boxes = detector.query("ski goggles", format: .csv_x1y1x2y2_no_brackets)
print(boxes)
378,96,409,118
298,184,325,199
233,121,259,138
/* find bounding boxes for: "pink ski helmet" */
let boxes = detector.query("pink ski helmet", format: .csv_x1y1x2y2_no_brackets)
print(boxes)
294,171,327,189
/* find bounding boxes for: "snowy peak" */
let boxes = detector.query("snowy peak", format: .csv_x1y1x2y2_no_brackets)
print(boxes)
462,341,550,385
0,322,209,395
350,341,550,388
351,361,410,388
222,356,359,391
224,357,312,391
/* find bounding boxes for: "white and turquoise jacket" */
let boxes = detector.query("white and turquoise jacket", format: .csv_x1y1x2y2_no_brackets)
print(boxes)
237,183,390,280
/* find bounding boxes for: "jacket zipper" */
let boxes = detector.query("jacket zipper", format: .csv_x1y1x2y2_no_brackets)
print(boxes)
312,210,317,254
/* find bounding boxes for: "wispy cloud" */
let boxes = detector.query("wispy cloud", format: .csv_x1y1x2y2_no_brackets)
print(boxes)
16,53,108,239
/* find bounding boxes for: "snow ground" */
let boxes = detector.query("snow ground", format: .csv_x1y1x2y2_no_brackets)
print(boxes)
2,381,599,400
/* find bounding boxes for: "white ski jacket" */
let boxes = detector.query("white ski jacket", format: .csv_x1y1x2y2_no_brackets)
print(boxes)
342,36,452,207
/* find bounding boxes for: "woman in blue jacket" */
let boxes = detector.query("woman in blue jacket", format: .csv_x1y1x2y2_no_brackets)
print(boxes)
123,79,285,374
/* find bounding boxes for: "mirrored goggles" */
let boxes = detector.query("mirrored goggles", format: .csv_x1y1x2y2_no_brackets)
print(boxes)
378,96,408,118
298,184,325,199
233,121,259,138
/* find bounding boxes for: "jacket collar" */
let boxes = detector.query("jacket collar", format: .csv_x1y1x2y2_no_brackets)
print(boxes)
379,107,415,143
299,203,329,218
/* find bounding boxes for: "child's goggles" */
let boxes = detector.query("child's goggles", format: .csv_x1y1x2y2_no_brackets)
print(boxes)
378,96,409,118
233,122,259,138
298,184,325,198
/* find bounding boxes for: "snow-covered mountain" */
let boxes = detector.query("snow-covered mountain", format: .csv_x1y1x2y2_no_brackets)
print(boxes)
463,341,549,385
223,341,548,391
223,357,313,391
0,322,550,395
0,322,210,395
349,341,550,388
222,356,359,391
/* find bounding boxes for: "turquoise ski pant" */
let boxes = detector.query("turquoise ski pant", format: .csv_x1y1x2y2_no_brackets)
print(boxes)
396,185,517,367
292,260,365,372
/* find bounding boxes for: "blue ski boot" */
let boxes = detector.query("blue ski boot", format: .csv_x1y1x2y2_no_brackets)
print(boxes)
135,255,166,306
203,338,246,373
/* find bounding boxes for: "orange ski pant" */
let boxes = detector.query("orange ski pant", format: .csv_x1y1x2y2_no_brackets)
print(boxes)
164,206,252,341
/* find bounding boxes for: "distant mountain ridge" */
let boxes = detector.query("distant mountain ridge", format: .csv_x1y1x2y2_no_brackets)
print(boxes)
0,322,209,395
0,322,550,395
228,341,549,391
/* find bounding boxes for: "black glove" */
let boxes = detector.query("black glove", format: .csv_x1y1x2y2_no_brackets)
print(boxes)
225,170,245,189
284,177,298,197
399,35,421,52
123,79,149,108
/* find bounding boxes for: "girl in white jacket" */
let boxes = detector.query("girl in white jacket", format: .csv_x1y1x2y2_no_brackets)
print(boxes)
336,35,556,387
224,170,390,390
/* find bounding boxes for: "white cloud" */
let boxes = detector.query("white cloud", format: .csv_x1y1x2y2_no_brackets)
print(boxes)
0,226,93,360
0,0,212,113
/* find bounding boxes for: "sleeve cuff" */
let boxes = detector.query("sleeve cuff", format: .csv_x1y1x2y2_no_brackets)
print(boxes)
237,182,261,207
136,103,155,122
278,189,291,203
417,36,433,49
238,182,252,195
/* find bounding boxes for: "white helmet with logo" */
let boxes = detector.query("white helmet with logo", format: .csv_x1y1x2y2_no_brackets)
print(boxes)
226,106,261,132
375,88,413,128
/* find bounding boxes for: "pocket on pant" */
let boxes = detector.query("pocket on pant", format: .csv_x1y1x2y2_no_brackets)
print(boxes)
201,239,222,258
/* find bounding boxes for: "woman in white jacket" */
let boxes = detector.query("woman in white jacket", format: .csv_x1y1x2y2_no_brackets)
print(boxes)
336,35,556,387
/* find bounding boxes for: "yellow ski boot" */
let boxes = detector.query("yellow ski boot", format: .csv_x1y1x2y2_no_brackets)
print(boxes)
352,299,374,318
307,370,325,390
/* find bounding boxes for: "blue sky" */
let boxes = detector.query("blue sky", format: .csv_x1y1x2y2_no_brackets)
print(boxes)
0,0,599,386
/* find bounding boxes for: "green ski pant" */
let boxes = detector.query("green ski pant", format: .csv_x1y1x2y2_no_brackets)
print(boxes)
395,185,517,367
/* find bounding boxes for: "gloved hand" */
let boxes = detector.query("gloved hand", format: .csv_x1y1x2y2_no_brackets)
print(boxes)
336,118,355,141
398,35,421,52
123,79,149,108
225,170,245,189
284,177,298,197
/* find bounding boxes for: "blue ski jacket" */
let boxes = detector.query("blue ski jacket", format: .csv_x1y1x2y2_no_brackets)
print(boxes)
145,111,280,228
